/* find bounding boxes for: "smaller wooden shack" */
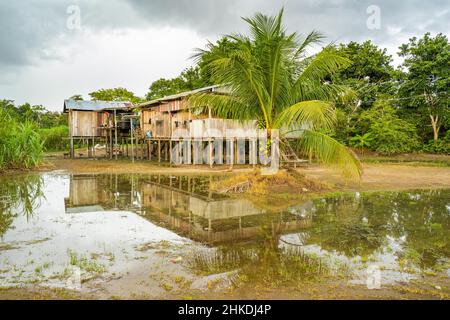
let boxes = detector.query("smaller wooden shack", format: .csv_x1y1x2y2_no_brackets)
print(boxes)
63,100,134,158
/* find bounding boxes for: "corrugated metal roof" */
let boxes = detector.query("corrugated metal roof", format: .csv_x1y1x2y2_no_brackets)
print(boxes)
63,100,133,112
138,84,228,108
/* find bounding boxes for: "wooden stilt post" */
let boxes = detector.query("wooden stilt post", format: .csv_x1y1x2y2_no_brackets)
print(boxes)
70,136,74,158
87,139,92,158
169,139,172,167
114,109,118,160
69,109,74,158
130,118,134,163
229,138,234,170
209,138,213,168
158,139,161,163
93,137,96,158
109,128,113,160
234,138,237,167
164,141,168,161
149,141,152,161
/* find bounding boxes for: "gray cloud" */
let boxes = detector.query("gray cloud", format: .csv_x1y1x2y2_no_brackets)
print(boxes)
0,0,449,109
0,0,139,70
125,0,450,42
0,1,65,68
1,0,449,70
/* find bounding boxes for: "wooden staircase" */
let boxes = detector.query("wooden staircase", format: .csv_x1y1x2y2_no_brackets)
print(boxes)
280,139,308,168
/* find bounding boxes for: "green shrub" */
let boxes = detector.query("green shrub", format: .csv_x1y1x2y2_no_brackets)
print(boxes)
353,99,421,155
421,130,450,154
368,117,420,155
0,109,44,170
349,133,374,152
38,125,69,151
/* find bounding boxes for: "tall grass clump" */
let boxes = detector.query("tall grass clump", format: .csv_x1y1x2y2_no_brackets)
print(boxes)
38,125,69,151
0,109,44,170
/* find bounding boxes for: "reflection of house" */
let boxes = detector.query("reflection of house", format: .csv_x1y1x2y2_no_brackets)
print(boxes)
64,174,312,244
66,175,101,205
64,174,140,213
140,180,311,245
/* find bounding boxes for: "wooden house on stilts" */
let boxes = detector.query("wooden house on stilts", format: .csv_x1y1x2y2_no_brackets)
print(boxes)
138,85,260,166
63,100,135,158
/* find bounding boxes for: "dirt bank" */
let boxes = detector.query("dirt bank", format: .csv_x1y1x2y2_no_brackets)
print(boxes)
41,158,251,176
299,163,450,192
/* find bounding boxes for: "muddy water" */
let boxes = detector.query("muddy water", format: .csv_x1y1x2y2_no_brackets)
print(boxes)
0,173,449,298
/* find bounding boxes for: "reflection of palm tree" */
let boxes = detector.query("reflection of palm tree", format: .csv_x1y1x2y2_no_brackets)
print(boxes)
190,221,330,286
305,193,388,257
0,175,45,237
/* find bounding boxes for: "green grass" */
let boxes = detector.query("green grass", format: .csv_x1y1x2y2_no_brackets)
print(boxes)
360,154,450,167
38,125,69,151
67,250,107,273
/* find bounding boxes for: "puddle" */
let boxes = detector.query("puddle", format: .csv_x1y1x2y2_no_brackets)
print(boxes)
0,173,449,297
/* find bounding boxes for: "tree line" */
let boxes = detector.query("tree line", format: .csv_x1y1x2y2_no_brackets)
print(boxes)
60,30,450,155
146,33,450,155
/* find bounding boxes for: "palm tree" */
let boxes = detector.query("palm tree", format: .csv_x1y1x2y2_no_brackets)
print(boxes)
190,9,361,178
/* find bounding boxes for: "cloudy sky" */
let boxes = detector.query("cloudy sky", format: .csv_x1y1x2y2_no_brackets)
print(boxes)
0,0,449,111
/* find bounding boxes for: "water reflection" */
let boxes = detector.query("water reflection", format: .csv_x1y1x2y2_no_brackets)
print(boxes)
302,190,450,270
0,173,449,288
59,174,450,275
64,174,312,244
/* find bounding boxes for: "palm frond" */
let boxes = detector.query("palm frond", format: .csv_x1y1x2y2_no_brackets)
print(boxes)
295,30,325,57
295,130,362,179
296,48,351,85
293,82,356,104
188,93,257,121
274,100,337,131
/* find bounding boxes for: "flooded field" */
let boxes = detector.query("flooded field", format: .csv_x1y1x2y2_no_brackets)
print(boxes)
0,173,449,299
